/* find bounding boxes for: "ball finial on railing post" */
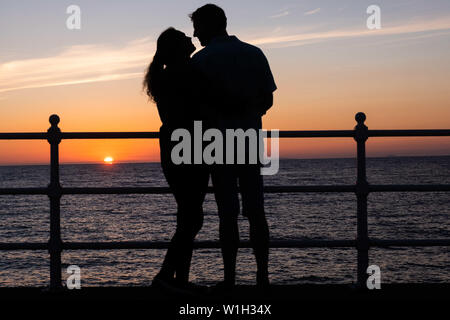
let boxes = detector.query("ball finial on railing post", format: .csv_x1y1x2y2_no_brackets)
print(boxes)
49,114,60,126
354,112,368,142
355,112,366,125
47,114,61,145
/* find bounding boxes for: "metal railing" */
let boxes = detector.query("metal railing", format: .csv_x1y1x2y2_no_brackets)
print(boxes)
0,112,449,290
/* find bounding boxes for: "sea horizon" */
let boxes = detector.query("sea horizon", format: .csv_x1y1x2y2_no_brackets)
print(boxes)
1,154,449,167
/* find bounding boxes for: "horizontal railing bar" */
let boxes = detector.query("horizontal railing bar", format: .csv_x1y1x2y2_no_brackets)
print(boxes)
265,185,355,193
63,186,172,195
370,239,450,247
62,185,357,194
0,240,355,251
1,130,449,140
0,133,47,140
370,185,450,192
6,240,357,250
62,239,450,249
61,132,160,139
277,131,354,138
0,188,48,195
64,240,358,249
0,243,47,250
368,129,450,137
1,185,450,195
1,239,449,251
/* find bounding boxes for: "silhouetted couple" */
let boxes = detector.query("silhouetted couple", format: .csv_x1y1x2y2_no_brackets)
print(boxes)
143,4,276,291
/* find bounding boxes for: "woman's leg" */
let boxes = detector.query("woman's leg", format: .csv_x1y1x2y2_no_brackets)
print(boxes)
157,163,209,284
173,205,203,283
173,166,209,283
155,161,180,281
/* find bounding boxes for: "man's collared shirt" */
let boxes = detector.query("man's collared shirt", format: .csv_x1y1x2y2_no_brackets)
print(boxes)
192,35,277,129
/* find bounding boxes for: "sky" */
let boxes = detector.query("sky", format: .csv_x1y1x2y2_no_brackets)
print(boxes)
1,0,450,165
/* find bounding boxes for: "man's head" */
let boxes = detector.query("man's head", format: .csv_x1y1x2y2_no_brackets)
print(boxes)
190,4,227,46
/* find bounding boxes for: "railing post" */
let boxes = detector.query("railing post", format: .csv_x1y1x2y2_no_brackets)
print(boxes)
354,112,369,288
47,114,63,290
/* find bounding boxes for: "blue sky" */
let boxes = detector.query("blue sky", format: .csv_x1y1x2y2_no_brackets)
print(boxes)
2,0,450,61
2,0,450,95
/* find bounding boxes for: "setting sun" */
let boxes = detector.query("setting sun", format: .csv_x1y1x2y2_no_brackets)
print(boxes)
104,156,114,164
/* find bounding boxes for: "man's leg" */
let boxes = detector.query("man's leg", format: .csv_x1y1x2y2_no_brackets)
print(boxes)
239,165,270,286
211,165,240,285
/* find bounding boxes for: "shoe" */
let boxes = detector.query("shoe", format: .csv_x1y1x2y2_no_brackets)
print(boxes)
256,278,270,289
256,279,271,295
151,274,177,291
153,275,206,297
177,281,208,293
257,271,270,289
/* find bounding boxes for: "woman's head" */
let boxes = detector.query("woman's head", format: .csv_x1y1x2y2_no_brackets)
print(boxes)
144,28,195,101
154,27,195,64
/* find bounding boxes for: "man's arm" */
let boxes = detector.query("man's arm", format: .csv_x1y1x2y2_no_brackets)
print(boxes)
254,48,276,116
262,92,273,115
256,92,273,116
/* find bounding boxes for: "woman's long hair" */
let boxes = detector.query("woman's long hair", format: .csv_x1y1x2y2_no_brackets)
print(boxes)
143,27,183,103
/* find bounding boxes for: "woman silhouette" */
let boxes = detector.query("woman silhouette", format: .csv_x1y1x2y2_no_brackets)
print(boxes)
143,28,209,289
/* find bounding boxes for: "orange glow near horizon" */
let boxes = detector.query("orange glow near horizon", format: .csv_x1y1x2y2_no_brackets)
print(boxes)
0,76,448,166
0,135,449,166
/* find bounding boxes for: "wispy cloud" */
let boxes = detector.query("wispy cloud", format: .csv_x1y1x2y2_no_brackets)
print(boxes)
0,37,155,94
2,16,450,95
270,11,290,19
304,8,321,16
249,17,450,47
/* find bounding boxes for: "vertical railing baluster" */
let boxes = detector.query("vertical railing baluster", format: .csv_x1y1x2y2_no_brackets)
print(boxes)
47,114,63,290
354,112,369,288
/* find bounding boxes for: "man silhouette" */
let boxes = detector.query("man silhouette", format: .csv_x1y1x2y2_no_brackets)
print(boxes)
190,4,276,288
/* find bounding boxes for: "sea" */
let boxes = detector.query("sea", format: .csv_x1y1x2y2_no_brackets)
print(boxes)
0,156,449,287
